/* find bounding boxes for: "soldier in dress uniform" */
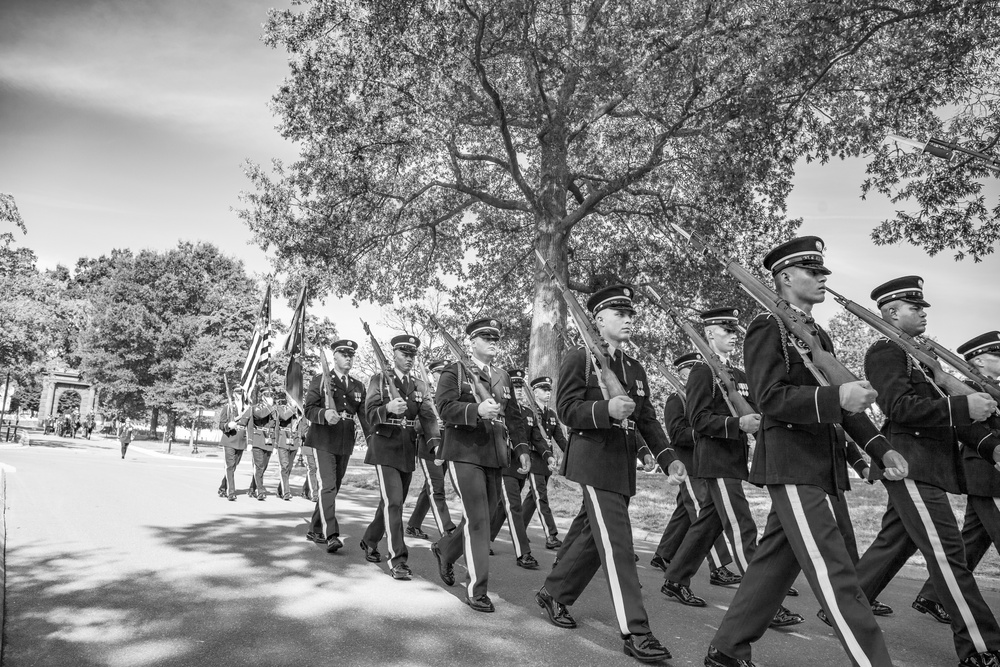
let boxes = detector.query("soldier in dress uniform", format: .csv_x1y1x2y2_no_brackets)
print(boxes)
911,331,1000,626
663,309,803,626
520,375,568,551
246,387,277,500
303,340,371,553
296,416,318,500
488,369,540,569
430,317,530,612
854,277,1000,667
650,352,740,589
217,386,250,501
360,334,441,580
273,402,300,500
706,237,908,667
534,285,686,664
405,359,456,539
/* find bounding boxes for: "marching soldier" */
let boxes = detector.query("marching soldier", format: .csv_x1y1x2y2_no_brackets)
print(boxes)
430,317,530,612
664,309,802,626
535,285,685,664
405,359,456,539
303,340,371,552
650,352,740,588
913,331,1000,626
273,401,300,500
217,386,249,501
296,417,318,500
360,334,441,580
520,375,568,551
855,277,1000,667
246,387,277,500
488,369,540,569
706,237,907,667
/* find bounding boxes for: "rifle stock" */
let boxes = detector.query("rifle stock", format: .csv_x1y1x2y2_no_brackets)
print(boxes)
921,338,1000,403
361,319,402,400
534,250,627,400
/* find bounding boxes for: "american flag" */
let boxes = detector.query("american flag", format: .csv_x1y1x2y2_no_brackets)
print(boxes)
240,284,271,398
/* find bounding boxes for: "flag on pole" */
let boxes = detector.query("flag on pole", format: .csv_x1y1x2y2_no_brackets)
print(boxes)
283,286,307,411
240,284,272,399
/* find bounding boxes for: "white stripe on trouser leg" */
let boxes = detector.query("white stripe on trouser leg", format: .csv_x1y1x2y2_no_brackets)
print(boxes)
501,479,524,557
717,478,749,572
420,458,446,534
584,485,630,636
529,475,555,535
686,477,722,567
905,479,987,653
786,485,870,667
448,464,478,599
315,457,329,536
375,465,397,565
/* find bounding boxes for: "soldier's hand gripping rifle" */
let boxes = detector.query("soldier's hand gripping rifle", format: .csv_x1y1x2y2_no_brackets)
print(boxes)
318,348,343,425
534,250,629,400
825,288,1000,407
361,319,402,400
643,285,754,419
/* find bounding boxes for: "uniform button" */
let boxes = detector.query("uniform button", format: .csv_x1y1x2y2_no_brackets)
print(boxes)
914,431,920,436
786,424,793,429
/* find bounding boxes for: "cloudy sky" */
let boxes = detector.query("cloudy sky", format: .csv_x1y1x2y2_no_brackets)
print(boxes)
1,0,998,351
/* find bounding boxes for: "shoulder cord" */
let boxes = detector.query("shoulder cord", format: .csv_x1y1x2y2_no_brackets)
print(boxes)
775,317,792,375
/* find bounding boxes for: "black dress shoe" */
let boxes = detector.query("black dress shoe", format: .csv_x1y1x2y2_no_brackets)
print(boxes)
325,536,343,553
305,531,326,544
661,580,707,607
465,594,494,612
786,586,799,596
817,608,831,627
217,488,227,498
431,542,454,586
623,633,671,663
360,540,382,563
535,587,577,628
545,536,562,550
405,525,430,540
281,493,292,501
227,494,236,501
389,563,412,580
709,565,742,586
705,644,756,667
649,555,669,572
516,553,539,569
769,605,804,628
959,650,1000,667
634,553,640,562
912,595,951,624
489,548,495,556
871,599,893,616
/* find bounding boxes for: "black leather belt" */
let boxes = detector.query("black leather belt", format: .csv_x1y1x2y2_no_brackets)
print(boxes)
613,418,636,431
385,417,417,427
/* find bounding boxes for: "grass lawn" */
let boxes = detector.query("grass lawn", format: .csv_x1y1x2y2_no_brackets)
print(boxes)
341,451,1000,579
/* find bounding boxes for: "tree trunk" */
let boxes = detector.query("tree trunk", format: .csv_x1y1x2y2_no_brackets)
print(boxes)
150,406,160,433
527,229,569,383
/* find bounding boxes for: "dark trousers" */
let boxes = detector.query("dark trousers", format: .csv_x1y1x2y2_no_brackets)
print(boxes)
657,477,731,572
712,484,891,666
437,461,501,599
664,478,726,585
920,495,1000,602
300,446,318,498
120,441,130,457
544,485,650,637
490,475,531,557
709,477,758,574
309,450,352,537
522,473,559,537
275,447,296,497
407,457,455,536
219,447,245,495
248,447,271,493
856,480,1000,660
363,465,413,568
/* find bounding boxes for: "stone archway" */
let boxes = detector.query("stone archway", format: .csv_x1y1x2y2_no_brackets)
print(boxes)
39,369,98,418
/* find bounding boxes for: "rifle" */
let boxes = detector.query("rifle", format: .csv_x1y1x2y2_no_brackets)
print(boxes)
361,319,402,400
642,285,755,418
223,374,236,419
414,356,442,420
921,338,1000,404
502,353,556,451
318,348,343,424
630,344,686,400
534,250,628,400
823,287,977,400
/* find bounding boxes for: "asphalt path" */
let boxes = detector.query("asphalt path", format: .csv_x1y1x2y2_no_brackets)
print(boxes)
0,436,995,666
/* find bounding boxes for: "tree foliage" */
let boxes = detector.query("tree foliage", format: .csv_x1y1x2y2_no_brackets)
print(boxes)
241,0,1000,377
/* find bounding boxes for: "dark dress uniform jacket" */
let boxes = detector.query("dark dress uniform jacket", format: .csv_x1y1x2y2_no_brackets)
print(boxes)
745,313,891,495
528,406,567,476
686,361,754,480
304,373,371,455
961,380,1000,497
218,403,250,450
364,371,440,473
435,361,529,468
241,403,276,451
557,346,674,497
865,339,999,495
500,406,535,479
664,393,695,470
274,406,297,450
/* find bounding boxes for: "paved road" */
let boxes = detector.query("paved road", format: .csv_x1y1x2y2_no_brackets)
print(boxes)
1,437,994,666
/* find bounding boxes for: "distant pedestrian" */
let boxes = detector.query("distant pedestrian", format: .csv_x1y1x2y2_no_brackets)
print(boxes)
119,418,134,459
83,413,96,439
